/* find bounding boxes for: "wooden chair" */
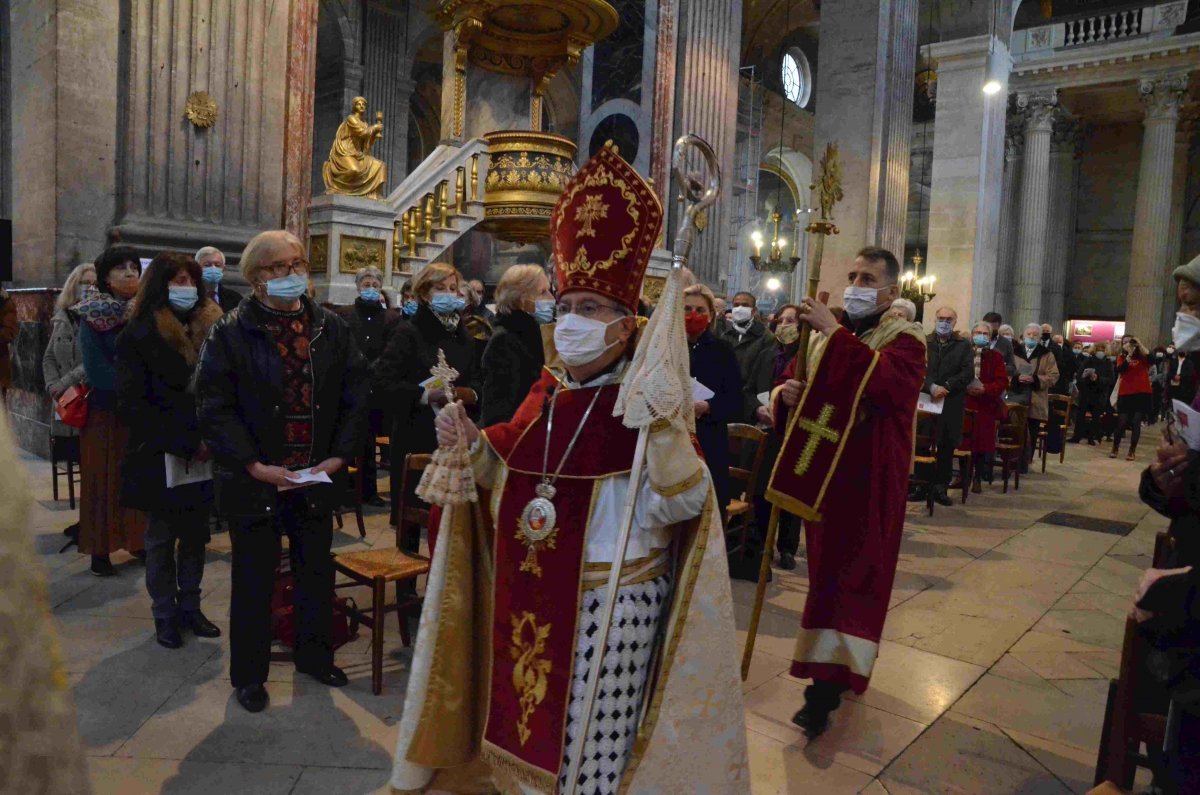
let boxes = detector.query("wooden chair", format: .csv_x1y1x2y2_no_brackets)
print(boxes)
49,432,81,509
333,455,367,538
1093,532,1175,789
331,453,433,695
953,409,976,505
1037,394,1074,473
394,453,433,552
995,402,1029,493
910,410,940,516
725,423,767,555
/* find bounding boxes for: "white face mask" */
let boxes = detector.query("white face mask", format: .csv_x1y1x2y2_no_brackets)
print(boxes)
553,312,622,367
730,305,753,324
843,285,889,320
1172,312,1200,353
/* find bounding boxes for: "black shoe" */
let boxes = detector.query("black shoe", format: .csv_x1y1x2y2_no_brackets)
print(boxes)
907,486,927,502
1067,437,1081,444
296,664,348,688
154,618,183,649
181,610,222,638
236,684,269,713
779,551,797,571
132,549,147,561
364,494,387,508
1087,439,1097,446
790,682,845,740
90,555,116,577
934,487,954,507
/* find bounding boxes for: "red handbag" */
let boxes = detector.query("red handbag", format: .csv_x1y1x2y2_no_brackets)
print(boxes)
56,384,91,429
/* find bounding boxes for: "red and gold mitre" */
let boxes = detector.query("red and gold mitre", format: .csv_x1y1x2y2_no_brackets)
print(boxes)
551,143,663,312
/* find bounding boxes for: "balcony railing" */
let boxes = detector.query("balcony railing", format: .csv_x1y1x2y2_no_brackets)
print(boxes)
1064,8,1144,46
1011,0,1189,61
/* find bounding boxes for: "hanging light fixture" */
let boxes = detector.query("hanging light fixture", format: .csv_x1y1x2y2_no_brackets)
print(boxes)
909,0,939,303
982,0,1006,95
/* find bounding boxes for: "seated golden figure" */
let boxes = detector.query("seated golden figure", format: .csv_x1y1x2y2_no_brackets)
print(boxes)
323,96,386,199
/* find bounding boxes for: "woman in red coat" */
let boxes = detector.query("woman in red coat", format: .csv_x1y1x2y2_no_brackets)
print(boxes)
964,320,1009,492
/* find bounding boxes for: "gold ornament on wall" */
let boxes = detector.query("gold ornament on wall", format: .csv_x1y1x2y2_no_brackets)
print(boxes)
308,235,329,274
184,91,219,129
339,235,386,275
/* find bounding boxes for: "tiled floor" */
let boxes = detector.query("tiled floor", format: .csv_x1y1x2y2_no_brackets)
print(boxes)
16,439,1158,794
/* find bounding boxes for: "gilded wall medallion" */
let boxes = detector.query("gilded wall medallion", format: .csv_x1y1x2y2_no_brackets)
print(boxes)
339,235,386,275
184,91,219,129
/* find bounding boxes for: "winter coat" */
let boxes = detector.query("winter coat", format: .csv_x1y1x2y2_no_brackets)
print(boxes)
1050,342,1077,394
195,296,369,519
990,334,1017,377
335,297,402,412
964,347,1009,454
115,300,223,513
1075,354,1117,411
212,285,243,314
689,329,743,512
924,332,976,449
42,307,86,436
1169,353,1200,406
1010,342,1060,421
718,318,776,423
374,302,479,466
480,309,545,427
0,293,16,389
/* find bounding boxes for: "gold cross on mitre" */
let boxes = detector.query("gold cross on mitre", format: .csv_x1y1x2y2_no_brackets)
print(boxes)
430,348,459,405
792,403,841,476
574,194,608,239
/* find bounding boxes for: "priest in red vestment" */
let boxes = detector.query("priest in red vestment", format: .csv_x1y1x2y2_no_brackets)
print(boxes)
769,246,926,738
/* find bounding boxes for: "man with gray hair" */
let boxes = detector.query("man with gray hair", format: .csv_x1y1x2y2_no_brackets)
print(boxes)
196,245,243,312
924,306,974,505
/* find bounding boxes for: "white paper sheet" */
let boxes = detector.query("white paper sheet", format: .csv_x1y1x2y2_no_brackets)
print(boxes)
277,467,334,492
916,392,944,415
692,378,716,402
1173,400,1200,451
757,390,771,407
164,454,213,488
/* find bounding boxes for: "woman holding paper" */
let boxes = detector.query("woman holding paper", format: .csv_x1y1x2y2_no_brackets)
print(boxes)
684,283,742,524
115,253,223,650
196,230,369,714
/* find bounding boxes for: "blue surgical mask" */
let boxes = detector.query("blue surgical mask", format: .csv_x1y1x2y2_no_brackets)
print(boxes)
935,319,953,337
402,299,418,316
973,334,990,347
359,288,382,303
533,298,556,325
430,293,466,315
265,273,308,302
201,266,224,284
1095,351,1107,360
1024,337,1038,349
168,285,198,312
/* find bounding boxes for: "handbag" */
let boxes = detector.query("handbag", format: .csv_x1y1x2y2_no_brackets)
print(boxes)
270,568,359,651
55,383,91,429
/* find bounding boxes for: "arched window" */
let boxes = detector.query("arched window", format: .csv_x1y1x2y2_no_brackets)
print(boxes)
781,48,812,109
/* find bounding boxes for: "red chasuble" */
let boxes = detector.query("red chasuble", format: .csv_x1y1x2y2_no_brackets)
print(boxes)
775,323,926,694
478,370,639,790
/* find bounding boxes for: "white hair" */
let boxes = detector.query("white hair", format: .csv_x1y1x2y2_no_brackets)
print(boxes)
195,246,224,265
240,230,304,284
889,298,916,321
495,264,547,314
354,266,383,288
1023,323,1042,336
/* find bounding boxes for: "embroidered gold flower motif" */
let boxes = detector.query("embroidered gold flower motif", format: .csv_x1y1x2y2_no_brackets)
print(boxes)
510,611,552,746
574,194,609,239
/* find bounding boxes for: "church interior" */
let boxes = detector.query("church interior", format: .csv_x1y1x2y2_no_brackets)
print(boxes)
3,0,1200,793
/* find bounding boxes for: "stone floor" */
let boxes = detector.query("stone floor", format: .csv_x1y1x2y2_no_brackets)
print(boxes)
17,439,1159,794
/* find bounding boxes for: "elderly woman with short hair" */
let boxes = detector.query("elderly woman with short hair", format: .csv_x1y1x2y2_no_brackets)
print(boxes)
887,298,917,322
196,229,369,713
479,264,554,426
1009,322,1060,469
375,262,480,540
964,319,1010,491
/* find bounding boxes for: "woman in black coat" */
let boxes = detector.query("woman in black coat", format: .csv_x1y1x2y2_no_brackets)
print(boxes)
116,252,224,650
374,262,479,543
479,264,554,427
684,284,743,525
196,230,369,713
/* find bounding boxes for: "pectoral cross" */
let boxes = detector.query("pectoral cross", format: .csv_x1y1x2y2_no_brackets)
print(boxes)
792,403,841,477
430,348,459,407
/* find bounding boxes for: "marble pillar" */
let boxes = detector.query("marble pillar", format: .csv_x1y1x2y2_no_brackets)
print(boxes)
1159,106,1198,342
993,113,1024,323
362,3,418,190
924,35,1009,328
669,0,743,285
1011,90,1057,327
1042,116,1082,329
811,0,917,294
284,0,319,240
1125,74,1188,340
649,0,678,211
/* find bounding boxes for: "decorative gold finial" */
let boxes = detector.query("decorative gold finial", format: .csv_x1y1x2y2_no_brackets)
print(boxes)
815,143,844,223
184,91,218,129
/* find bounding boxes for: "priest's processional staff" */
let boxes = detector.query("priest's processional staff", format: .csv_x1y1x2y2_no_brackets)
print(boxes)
741,142,844,680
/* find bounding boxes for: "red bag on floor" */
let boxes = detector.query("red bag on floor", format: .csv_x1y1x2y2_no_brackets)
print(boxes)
269,568,359,651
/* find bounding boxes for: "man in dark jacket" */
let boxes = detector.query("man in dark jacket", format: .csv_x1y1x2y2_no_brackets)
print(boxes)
1069,345,1116,445
925,307,975,505
718,291,775,422
196,231,369,714
195,246,244,313
983,311,1016,377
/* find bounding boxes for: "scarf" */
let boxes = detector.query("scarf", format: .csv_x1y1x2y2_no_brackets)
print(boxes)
76,293,132,333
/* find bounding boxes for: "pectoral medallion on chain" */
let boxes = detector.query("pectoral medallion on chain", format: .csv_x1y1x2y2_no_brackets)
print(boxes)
517,482,558,578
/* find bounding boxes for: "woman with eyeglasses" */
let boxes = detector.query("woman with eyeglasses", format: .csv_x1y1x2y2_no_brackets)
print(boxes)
196,230,369,713
375,261,480,543
77,246,147,576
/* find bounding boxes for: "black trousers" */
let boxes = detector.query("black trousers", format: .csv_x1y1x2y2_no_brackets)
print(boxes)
229,493,334,688
361,408,385,500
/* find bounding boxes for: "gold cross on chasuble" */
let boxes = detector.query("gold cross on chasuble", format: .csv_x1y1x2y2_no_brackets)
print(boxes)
792,403,841,476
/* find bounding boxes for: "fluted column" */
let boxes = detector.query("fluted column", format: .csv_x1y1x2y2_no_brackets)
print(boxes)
1011,90,1057,327
1043,116,1082,329
993,113,1024,322
1125,74,1188,339
1159,106,1198,341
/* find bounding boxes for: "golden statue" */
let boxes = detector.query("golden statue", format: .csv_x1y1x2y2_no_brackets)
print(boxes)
323,96,387,199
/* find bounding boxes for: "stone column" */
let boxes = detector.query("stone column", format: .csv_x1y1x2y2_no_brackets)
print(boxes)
1042,116,1082,329
993,113,1024,322
362,4,419,192
283,0,319,239
1125,74,1188,340
1011,90,1057,327
668,0,743,285
649,0,678,211
1159,106,1198,342
811,0,917,294
924,35,1009,328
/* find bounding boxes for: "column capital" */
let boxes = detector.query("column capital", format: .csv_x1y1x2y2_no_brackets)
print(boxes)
1016,89,1058,132
1051,115,1084,157
1138,73,1189,121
